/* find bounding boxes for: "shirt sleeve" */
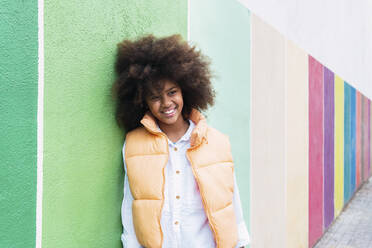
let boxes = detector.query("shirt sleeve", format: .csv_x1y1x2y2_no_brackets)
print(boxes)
121,142,143,248
233,172,250,248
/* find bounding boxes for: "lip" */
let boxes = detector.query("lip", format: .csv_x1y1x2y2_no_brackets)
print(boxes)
161,107,177,118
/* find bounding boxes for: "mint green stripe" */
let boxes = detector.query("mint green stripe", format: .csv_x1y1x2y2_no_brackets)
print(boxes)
0,0,38,247
190,0,251,235
43,1,187,247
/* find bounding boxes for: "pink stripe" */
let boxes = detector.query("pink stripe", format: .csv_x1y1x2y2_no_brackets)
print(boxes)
309,56,324,247
356,92,361,187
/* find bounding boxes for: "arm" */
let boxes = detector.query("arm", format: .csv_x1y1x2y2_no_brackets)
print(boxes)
233,172,250,248
121,143,143,248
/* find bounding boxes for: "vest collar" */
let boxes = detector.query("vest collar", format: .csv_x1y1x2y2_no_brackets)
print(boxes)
140,108,207,147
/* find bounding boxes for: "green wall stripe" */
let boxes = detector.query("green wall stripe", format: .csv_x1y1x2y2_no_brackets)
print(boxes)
43,1,187,247
0,0,38,247
189,0,251,233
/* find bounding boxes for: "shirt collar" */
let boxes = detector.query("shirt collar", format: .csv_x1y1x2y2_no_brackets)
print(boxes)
178,120,195,143
156,119,194,145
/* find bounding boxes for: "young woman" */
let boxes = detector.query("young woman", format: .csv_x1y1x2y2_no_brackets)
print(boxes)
113,34,250,248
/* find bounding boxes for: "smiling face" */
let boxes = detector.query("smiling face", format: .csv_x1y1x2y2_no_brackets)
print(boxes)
145,79,185,128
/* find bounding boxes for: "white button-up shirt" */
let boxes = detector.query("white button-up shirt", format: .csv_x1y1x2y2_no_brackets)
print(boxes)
121,120,250,247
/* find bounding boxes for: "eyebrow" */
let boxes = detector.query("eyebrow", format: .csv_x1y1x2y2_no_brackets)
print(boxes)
165,86,178,92
148,86,178,97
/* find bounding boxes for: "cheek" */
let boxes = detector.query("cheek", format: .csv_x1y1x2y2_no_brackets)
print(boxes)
149,102,160,114
177,94,184,107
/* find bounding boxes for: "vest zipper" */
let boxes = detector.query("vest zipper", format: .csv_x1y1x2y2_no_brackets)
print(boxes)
159,133,168,248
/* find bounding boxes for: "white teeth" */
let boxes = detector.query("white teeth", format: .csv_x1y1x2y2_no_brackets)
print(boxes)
164,109,175,114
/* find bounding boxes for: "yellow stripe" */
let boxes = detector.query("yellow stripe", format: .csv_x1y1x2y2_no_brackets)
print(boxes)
334,75,344,216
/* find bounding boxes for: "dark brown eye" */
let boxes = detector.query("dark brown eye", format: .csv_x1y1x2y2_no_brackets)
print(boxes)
150,95,160,101
169,90,177,96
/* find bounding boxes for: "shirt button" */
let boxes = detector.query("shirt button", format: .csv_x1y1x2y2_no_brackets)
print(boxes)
176,170,180,174
176,195,180,199
174,147,178,151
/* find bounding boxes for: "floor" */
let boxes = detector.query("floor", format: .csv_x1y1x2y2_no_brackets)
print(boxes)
314,178,372,248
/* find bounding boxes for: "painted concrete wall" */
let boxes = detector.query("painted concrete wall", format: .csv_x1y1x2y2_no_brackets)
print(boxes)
238,0,372,100
286,40,309,248
2,1,372,248
0,1,38,247
189,0,251,232
251,14,372,248
251,14,287,247
43,1,187,247
307,56,372,248
308,56,324,246
334,75,345,217
323,66,335,230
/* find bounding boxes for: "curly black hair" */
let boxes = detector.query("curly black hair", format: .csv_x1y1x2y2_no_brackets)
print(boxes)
112,34,215,132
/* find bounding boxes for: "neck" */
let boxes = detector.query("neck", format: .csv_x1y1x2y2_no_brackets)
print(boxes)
158,117,190,143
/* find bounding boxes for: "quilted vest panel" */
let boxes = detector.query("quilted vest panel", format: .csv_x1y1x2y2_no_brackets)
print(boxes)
125,111,238,248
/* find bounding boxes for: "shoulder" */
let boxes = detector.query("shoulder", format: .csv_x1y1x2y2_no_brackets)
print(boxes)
124,126,167,157
206,125,230,144
201,124,234,162
204,125,232,154
125,126,148,140
123,126,148,155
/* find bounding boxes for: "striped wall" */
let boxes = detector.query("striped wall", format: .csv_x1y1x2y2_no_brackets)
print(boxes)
251,14,310,247
308,69,372,246
251,14,372,248
1,1,372,248
1,0,187,247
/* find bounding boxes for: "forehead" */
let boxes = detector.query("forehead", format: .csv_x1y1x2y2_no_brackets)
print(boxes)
162,80,178,90
148,79,179,95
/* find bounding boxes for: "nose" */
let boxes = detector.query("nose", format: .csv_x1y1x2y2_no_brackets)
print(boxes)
161,95,172,108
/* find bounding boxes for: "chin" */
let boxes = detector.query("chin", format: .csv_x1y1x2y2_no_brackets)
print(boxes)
159,114,181,126
161,118,178,126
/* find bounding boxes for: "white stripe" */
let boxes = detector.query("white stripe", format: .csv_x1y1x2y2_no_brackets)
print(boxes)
36,0,44,247
284,36,288,227
187,0,190,41
249,12,253,233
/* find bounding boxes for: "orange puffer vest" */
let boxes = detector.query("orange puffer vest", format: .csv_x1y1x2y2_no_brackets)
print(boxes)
125,109,238,248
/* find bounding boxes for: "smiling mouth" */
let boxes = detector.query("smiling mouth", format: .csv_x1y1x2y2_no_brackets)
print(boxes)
162,107,177,117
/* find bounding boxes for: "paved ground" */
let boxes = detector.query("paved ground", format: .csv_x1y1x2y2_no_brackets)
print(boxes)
314,178,372,248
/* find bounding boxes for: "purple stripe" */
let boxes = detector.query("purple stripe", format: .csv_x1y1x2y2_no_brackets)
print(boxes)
369,100,371,177
323,67,335,229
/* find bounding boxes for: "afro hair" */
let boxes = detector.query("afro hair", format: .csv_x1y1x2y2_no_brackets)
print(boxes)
112,34,215,132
